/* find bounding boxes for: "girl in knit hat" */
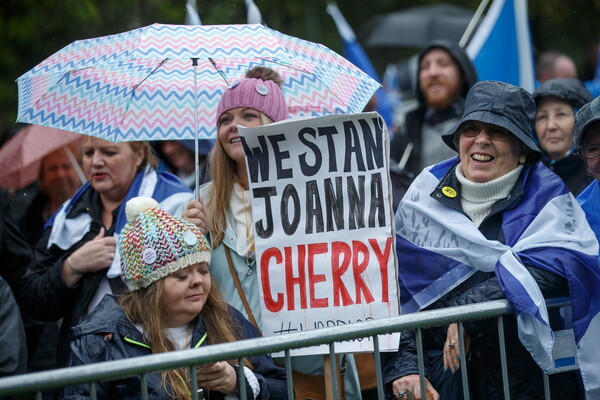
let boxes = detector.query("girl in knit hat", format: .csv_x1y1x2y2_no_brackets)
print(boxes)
183,66,364,400
62,196,287,400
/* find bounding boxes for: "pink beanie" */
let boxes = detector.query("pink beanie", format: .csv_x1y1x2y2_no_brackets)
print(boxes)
217,78,288,125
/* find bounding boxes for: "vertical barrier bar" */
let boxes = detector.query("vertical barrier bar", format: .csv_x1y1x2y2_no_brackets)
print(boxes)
328,344,340,400
416,328,427,399
543,373,551,400
190,365,200,400
90,381,97,400
497,317,510,400
457,322,470,400
372,335,385,400
140,373,148,400
238,357,247,399
284,349,294,400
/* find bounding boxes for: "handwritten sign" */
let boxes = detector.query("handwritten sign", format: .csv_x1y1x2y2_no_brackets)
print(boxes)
240,112,400,355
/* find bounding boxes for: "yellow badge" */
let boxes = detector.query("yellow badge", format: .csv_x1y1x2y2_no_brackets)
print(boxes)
442,186,457,198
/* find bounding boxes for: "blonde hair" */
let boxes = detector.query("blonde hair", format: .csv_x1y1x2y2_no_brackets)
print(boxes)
118,273,247,399
207,66,280,247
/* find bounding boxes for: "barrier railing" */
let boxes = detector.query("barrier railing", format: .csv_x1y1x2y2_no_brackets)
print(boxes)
0,299,574,399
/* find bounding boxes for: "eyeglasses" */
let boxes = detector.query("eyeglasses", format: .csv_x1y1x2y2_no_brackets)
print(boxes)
459,124,511,141
577,143,600,160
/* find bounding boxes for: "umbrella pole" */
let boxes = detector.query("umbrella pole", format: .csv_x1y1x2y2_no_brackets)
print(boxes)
63,145,87,184
192,58,200,201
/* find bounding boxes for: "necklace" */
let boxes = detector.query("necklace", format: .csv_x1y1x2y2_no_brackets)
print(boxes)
239,188,255,258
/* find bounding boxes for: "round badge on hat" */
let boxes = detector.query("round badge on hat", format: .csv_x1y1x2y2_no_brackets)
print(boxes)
142,248,157,264
256,84,269,96
182,230,198,246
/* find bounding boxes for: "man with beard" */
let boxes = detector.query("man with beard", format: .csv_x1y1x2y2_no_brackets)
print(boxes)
390,40,477,176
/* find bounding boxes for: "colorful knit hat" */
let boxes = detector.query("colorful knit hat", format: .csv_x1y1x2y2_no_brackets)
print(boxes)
119,197,211,291
216,77,288,125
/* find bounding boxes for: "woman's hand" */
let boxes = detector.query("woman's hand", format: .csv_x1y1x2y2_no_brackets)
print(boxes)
183,198,207,235
195,362,237,395
392,375,438,400
61,227,116,287
443,323,470,374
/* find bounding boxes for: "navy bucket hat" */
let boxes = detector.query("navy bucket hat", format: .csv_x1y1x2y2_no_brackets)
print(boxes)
442,80,541,162
532,78,593,109
574,95,600,147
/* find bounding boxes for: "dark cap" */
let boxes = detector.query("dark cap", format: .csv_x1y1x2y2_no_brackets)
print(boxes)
532,78,593,109
442,80,541,162
574,95,600,147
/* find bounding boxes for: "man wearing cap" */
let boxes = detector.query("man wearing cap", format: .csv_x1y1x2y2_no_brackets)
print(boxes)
390,40,477,176
575,95,600,245
384,81,599,400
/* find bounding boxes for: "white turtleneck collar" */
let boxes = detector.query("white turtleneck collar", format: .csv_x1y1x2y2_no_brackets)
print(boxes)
455,163,523,226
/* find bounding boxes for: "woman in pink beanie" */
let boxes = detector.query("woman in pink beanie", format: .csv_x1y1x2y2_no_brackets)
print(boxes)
184,66,363,400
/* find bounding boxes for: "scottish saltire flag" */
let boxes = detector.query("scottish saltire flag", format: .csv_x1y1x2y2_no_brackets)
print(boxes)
578,180,600,245
246,0,263,25
46,166,192,277
326,2,393,129
396,159,600,398
185,0,202,25
466,0,535,92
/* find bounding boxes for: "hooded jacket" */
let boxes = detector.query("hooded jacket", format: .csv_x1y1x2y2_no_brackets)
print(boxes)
62,295,288,400
390,40,478,175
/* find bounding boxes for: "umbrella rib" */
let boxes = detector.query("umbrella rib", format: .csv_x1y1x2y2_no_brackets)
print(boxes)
132,59,168,90
208,58,230,85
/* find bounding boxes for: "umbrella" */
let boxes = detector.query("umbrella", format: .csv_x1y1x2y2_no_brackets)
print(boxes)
16,23,381,142
365,4,474,48
0,124,85,191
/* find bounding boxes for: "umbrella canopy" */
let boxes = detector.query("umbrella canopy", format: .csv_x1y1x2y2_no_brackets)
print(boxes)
365,4,473,48
0,125,84,190
17,23,381,142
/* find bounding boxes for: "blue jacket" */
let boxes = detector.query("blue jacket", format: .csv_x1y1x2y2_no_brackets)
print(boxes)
61,295,288,400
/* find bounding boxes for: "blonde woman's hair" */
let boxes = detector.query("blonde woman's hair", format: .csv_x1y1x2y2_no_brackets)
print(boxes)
207,66,279,247
118,272,246,399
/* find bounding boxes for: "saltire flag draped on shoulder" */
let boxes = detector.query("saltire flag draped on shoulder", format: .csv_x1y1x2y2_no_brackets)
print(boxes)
46,166,193,278
395,159,600,398
326,2,393,128
466,0,535,92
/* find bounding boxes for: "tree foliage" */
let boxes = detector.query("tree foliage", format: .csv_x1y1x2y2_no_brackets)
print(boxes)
1,0,598,141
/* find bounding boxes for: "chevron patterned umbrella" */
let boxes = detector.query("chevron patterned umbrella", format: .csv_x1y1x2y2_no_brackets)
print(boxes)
16,23,381,142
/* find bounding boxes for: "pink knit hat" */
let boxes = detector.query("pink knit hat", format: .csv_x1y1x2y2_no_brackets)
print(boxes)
217,78,288,125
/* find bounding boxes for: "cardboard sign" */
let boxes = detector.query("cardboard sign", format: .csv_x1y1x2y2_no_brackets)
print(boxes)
240,112,400,355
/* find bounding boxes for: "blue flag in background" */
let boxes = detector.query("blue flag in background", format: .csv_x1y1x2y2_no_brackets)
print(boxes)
326,2,393,129
466,0,534,91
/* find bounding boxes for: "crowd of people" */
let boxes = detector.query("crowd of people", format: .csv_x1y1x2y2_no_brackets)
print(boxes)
0,37,599,400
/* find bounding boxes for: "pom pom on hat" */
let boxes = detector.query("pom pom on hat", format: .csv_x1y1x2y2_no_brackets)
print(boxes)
125,196,159,223
119,196,211,291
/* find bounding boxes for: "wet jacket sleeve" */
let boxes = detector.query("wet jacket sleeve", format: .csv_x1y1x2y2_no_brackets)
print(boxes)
0,189,33,304
382,330,428,394
0,277,27,377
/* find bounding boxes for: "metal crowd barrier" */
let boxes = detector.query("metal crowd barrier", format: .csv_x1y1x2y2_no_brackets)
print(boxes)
0,299,575,400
